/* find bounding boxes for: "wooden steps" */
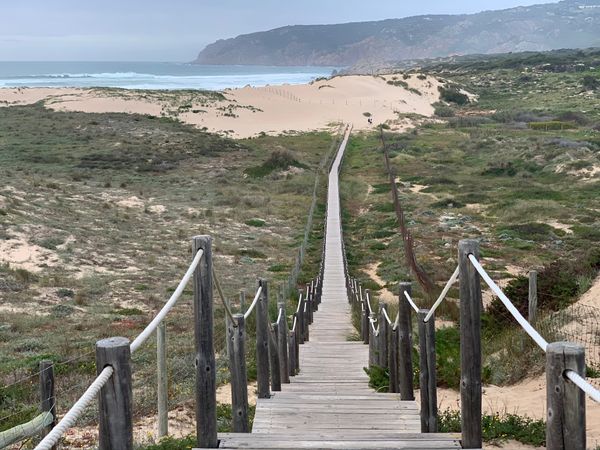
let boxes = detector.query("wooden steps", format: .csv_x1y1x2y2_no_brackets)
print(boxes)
213,128,462,449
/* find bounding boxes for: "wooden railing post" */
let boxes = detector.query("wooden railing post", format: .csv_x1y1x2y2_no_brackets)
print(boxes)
256,279,271,399
239,290,246,312
368,312,377,367
192,236,217,448
277,301,290,383
269,322,282,392
379,304,389,369
546,342,586,450
289,321,297,376
398,282,415,401
96,337,133,450
528,270,538,325
458,239,482,449
362,288,370,345
157,321,168,438
39,360,56,449
418,310,438,433
228,314,249,433
307,285,314,324
389,327,399,393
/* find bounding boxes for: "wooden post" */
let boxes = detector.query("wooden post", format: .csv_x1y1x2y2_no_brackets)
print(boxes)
304,300,310,342
277,301,290,383
96,337,133,450
192,236,217,448
239,290,246,311
256,279,271,399
228,314,249,433
362,301,370,345
418,310,438,433
398,282,415,401
157,322,168,438
269,322,282,392
293,312,301,373
389,328,399,393
39,360,56,448
546,342,586,450
289,328,297,376
297,290,305,344
307,285,314,324
528,270,538,325
379,304,389,369
368,312,377,367
458,239,482,449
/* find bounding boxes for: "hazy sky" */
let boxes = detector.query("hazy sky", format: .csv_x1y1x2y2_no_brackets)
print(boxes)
0,0,559,61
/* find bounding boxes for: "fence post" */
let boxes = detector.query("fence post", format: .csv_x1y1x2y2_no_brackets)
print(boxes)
228,314,249,433
418,310,438,433
303,298,310,342
270,322,282,392
389,327,399,393
368,312,378,367
157,322,168,438
239,290,246,312
256,279,271,399
362,289,370,345
39,360,56,448
277,301,290,383
379,304,389,369
96,337,133,450
289,325,297,376
546,342,586,450
458,239,482,449
398,282,415,401
528,270,538,325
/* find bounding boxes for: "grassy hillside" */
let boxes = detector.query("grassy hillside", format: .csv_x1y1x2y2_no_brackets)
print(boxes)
0,104,336,436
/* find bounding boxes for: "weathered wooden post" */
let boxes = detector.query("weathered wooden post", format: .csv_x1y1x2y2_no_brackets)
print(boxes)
239,289,246,311
303,299,310,342
389,327,399,393
398,282,415,401
277,301,290,383
157,321,168,438
362,288,370,345
458,239,482,449
379,304,389,369
368,312,378,367
528,270,538,325
546,342,586,450
289,325,297,376
297,290,305,344
256,279,271,399
418,310,438,433
228,314,249,433
307,285,314,324
96,337,133,450
192,236,217,448
269,322,282,392
39,360,56,448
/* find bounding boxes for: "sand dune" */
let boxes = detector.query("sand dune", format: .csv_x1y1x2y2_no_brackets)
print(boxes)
0,74,442,138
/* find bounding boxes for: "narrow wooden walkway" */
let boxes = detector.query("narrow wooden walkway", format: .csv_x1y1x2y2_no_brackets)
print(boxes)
219,128,461,449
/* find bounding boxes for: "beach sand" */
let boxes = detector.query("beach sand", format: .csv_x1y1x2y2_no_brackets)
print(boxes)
0,74,442,138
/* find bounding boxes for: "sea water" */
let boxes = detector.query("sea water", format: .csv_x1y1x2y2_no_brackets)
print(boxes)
0,62,337,90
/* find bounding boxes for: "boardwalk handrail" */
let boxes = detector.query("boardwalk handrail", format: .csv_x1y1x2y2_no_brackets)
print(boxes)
424,265,459,323
402,290,420,314
243,285,263,320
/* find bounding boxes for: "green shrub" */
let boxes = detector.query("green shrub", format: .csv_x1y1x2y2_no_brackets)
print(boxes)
438,86,470,105
434,105,456,117
245,218,266,227
582,75,599,91
364,365,389,392
245,150,307,178
528,121,576,131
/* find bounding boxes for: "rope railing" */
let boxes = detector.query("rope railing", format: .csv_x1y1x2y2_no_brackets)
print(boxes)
403,290,420,314
424,265,459,323
468,253,600,405
35,366,114,450
212,267,235,324
130,249,204,354
243,285,262,320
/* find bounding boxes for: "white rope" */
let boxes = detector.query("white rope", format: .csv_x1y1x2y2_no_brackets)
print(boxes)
276,307,283,326
295,293,303,313
365,290,374,315
382,307,393,325
403,290,420,314
392,313,400,331
130,249,203,353
243,285,263,320
424,265,459,323
468,254,549,352
34,366,114,450
212,268,235,323
369,317,379,336
565,370,600,403
291,315,297,333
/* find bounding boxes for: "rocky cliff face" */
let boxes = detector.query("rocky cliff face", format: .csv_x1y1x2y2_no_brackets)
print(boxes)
193,0,600,67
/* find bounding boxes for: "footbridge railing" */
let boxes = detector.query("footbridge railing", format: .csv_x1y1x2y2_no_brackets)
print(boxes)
345,239,600,450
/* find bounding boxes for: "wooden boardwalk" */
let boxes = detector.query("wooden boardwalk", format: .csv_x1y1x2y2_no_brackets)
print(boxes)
218,129,461,449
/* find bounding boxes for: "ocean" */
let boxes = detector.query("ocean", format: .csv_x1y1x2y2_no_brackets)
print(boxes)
0,62,337,91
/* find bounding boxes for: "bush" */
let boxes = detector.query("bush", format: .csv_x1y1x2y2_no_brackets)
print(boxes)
245,150,307,178
438,86,470,105
245,218,266,227
434,105,456,117
528,121,576,131
582,74,599,91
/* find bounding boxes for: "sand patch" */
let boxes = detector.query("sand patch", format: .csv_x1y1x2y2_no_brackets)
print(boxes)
547,220,573,234
362,262,396,304
0,231,60,272
0,74,443,139
148,204,166,214
116,196,145,209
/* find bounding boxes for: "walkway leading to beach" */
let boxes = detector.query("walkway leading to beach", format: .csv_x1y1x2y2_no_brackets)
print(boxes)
217,128,461,449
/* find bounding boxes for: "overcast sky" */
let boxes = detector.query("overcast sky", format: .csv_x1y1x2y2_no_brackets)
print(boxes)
0,0,559,61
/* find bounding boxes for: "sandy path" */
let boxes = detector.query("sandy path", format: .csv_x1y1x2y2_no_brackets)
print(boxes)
0,74,441,138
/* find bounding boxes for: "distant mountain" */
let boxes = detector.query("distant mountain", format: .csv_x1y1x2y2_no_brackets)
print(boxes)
193,0,600,67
